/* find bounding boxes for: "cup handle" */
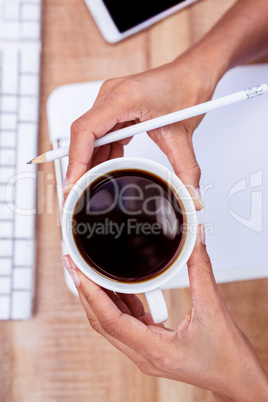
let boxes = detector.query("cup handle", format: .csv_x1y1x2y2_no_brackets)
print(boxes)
145,288,168,324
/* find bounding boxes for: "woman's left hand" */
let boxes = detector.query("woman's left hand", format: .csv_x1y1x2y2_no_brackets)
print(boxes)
62,225,268,401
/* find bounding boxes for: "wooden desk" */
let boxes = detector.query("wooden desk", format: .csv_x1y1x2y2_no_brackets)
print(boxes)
1,1,267,401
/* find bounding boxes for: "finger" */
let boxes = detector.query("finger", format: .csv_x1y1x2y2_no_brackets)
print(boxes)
90,142,124,168
78,291,158,375
149,124,203,210
107,142,124,160
62,255,170,359
102,289,132,315
107,119,138,133
116,293,165,328
64,92,141,199
115,293,145,318
187,224,222,306
64,105,117,198
90,144,112,168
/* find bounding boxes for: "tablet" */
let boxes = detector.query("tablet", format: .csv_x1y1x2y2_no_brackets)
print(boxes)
84,0,199,43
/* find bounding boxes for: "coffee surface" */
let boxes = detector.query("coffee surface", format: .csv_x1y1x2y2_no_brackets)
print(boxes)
73,169,184,282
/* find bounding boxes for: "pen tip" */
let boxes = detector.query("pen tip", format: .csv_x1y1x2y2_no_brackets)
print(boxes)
26,160,32,164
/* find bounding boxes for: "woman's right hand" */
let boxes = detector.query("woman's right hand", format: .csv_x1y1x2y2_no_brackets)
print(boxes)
63,52,220,209
63,0,268,209
63,226,268,401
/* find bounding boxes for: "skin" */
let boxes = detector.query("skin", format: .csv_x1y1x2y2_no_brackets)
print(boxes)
63,59,209,209
61,0,268,399
62,227,268,401
63,0,268,208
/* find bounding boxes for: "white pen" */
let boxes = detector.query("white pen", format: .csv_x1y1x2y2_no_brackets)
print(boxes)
27,84,268,164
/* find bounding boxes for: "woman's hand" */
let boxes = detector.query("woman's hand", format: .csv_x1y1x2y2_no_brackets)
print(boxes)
62,226,268,401
63,0,268,211
63,54,219,210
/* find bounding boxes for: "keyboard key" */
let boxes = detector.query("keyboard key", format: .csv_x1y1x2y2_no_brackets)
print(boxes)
0,113,17,130
21,4,40,21
14,213,35,239
0,296,10,319
0,240,12,257
17,123,38,171
0,221,13,238
20,74,39,96
21,22,40,40
0,149,16,166
13,268,33,290
14,173,36,214
0,22,20,40
21,44,40,74
19,97,38,122
0,259,12,275
26,0,42,3
0,167,15,183
13,123,37,232
0,203,13,220
14,240,34,266
11,291,32,319
0,183,13,204
0,185,6,201
1,96,18,113
0,277,11,294
4,4,20,21
2,48,19,94
0,131,16,148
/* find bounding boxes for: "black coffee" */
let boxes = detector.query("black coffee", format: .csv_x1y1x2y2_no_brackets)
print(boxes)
72,169,184,282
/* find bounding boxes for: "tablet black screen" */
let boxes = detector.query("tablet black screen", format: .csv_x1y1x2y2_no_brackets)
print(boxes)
103,1,187,33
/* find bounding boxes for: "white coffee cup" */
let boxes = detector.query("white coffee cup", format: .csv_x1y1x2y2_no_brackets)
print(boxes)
62,157,197,324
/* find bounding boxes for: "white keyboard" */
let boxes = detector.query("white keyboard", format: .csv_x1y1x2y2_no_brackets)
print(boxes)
0,0,42,319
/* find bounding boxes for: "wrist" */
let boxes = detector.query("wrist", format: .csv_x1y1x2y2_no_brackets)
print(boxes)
212,367,268,402
171,47,224,102
177,34,233,90
178,0,268,87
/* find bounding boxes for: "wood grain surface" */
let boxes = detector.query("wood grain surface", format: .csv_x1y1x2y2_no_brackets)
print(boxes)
1,1,267,401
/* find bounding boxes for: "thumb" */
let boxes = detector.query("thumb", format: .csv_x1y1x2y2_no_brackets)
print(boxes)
150,125,203,211
63,102,122,200
187,225,221,306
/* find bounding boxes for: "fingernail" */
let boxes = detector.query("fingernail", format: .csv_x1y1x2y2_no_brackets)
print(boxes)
63,176,68,194
62,256,80,287
200,224,206,245
195,187,204,209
